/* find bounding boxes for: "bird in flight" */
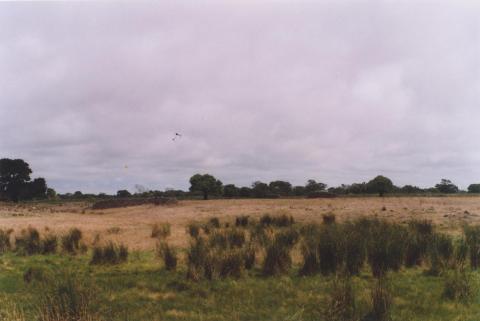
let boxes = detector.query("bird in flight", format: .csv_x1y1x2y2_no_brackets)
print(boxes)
172,133,182,141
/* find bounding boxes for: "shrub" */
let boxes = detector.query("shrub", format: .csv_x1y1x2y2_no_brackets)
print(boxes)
15,227,41,255
41,234,58,255
369,278,392,321
151,223,171,239
322,213,336,225
0,228,13,253
325,276,356,321
235,215,250,227
90,242,128,265
61,228,82,254
187,223,201,239
442,269,476,304
157,242,177,271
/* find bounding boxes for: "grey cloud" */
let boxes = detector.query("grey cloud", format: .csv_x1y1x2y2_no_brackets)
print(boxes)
1,1,480,193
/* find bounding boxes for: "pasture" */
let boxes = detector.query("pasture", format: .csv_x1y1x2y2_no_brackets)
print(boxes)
1,197,480,321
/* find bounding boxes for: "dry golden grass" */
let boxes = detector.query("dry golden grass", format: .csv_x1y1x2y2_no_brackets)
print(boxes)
1,197,480,249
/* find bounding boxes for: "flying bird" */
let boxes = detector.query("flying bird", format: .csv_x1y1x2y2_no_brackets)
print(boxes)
172,133,182,141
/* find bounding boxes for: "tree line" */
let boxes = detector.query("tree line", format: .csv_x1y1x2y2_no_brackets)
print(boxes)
2,158,480,202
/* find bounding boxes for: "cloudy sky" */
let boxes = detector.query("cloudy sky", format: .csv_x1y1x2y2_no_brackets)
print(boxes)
1,1,480,193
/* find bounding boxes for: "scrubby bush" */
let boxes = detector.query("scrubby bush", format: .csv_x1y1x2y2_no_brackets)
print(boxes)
90,242,128,265
151,223,171,239
157,241,177,271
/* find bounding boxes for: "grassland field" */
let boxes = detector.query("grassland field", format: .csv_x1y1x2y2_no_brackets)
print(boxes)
1,197,480,321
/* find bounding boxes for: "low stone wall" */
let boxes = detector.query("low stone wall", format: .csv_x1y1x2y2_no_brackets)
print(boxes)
91,197,177,210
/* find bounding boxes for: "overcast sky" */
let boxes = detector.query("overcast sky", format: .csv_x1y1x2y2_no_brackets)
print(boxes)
1,1,480,193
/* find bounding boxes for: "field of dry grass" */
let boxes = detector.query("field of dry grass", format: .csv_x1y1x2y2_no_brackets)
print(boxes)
1,196,480,250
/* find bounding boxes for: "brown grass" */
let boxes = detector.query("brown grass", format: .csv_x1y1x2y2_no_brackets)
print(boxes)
0,197,479,250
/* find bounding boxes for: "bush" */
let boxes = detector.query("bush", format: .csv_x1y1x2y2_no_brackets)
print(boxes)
15,227,41,255
151,223,171,239
90,242,128,265
61,228,83,254
442,269,476,304
157,241,177,271
325,276,356,321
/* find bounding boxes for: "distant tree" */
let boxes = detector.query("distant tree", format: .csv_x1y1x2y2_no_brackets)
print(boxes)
468,184,480,193
73,191,83,198
97,192,108,199
435,179,458,194
0,158,33,202
304,179,327,194
401,185,423,194
189,174,223,200
346,183,367,194
268,180,292,197
27,177,47,199
46,188,57,199
223,184,239,198
328,184,349,195
292,186,306,196
366,175,394,197
239,187,252,198
252,181,269,198
116,190,131,198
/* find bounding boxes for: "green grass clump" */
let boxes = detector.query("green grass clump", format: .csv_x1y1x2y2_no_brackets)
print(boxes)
90,242,128,265
15,227,41,255
0,228,13,254
325,275,356,321
61,228,83,254
235,215,250,227
464,225,480,269
262,229,297,276
442,269,477,304
40,234,58,255
157,241,177,271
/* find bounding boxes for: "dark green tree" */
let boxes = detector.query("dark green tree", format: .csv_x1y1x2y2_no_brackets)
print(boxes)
0,158,32,202
292,186,306,196
27,177,47,199
239,187,252,198
116,190,132,198
268,180,292,196
468,184,480,193
366,175,394,197
435,179,458,194
223,184,239,198
304,179,327,194
252,181,269,198
189,174,223,200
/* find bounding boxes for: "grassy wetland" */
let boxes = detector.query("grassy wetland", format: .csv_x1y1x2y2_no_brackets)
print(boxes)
1,198,480,320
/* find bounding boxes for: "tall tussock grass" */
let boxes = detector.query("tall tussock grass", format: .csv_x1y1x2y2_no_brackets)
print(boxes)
368,278,392,321
90,242,128,265
325,275,356,321
442,268,477,304
262,228,298,276
0,228,13,254
61,228,84,255
463,225,480,269
157,241,177,271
